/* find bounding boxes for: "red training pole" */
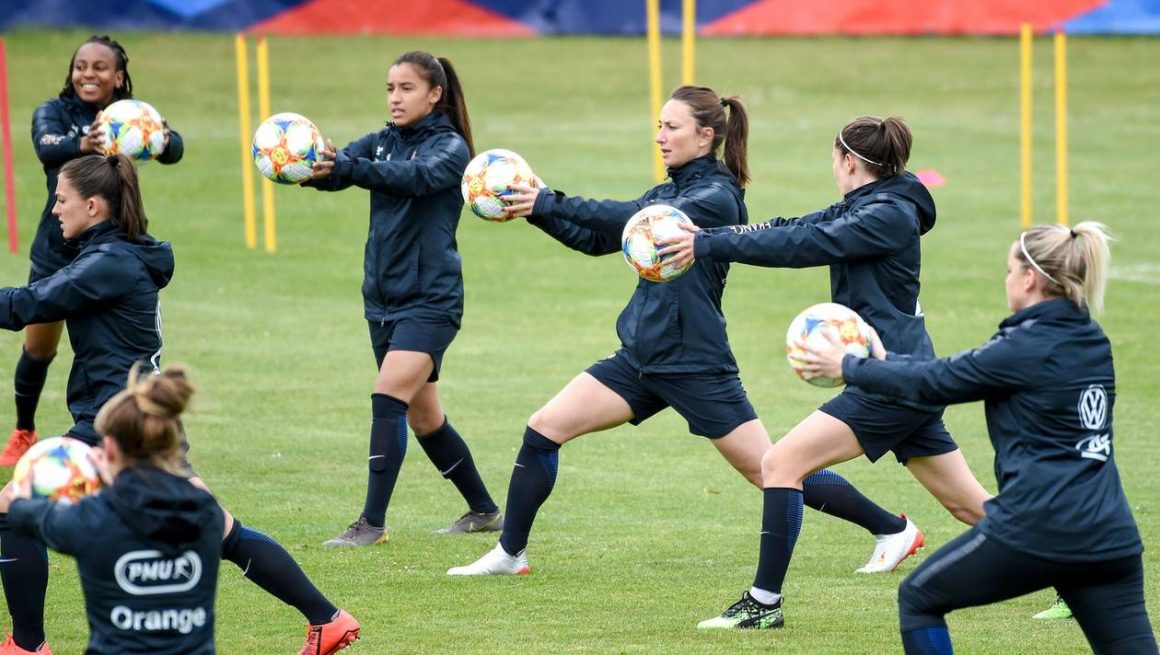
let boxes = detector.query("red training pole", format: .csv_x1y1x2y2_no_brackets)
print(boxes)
0,38,18,254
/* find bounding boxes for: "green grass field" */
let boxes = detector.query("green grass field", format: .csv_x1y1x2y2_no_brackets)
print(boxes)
0,31,1157,654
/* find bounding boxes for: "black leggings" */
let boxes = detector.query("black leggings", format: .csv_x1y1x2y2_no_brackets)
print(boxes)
899,526,1157,655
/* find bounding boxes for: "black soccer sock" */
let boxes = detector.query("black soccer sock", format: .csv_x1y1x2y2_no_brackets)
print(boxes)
221,520,338,626
417,417,498,514
361,393,408,528
752,487,804,595
13,348,54,432
498,426,560,556
802,469,906,535
0,513,49,650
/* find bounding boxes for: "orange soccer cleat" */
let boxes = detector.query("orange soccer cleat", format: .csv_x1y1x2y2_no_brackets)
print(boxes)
0,429,37,467
298,609,360,655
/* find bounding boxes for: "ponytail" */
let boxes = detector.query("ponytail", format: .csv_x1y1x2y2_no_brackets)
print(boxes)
720,96,750,188
835,116,911,178
392,51,475,157
437,57,475,158
669,85,750,187
59,154,148,239
1017,221,1113,313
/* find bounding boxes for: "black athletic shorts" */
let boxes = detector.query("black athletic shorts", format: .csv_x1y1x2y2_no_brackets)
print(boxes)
819,390,958,464
368,317,458,383
586,351,758,438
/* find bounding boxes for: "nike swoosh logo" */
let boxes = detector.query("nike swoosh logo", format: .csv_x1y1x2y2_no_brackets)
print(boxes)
368,455,385,461
514,463,526,468
439,458,464,476
0,558,19,564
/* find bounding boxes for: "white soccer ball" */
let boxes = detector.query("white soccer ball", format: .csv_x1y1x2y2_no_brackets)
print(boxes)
461,148,538,221
621,204,694,282
97,99,166,161
251,112,326,185
785,302,872,387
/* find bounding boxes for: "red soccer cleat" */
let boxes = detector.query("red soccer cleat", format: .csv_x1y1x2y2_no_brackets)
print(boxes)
0,634,52,655
298,609,360,655
0,429,37,467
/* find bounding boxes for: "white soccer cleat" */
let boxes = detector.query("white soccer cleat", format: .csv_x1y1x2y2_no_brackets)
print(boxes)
447,543,531,576
856,515,925,574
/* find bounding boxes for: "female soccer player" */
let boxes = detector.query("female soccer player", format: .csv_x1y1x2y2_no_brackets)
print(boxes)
0,155,358,655
304,51,503,544
664,116,993,630
798,222,1156,654
0,366,223,655
0,35,184,468
448,87,918,578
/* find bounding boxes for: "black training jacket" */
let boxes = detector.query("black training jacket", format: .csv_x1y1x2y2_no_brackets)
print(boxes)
843,299,1142,562
304,112,468,325
31,94,183,273
10,467,223,654
694,172,936,360
0,220,174,444
528,155,747,374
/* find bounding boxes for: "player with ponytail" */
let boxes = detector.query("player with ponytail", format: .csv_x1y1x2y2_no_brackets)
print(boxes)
797,222,1156,653
1,35,184,469
663,116,993,630
305,50,505,545
0,365,222,654
0,155,359,655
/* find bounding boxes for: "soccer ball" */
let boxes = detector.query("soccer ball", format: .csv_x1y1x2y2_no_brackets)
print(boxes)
785,302,872,388
96,99,166,161
12,436,103,503
252,113,326,185
461,148,537,221
621,204,694,282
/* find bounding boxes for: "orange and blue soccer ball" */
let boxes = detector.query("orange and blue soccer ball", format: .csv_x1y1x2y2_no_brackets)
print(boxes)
621,204,694,283
785,302,872,388
97,99,167,161
252,112,326,185
12,436,103,503
461,148,537,221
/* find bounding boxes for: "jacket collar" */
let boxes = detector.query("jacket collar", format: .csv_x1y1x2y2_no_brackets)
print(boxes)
668,155,726,189
1001,297,1087,329
73,219,120,249
392,111,452,142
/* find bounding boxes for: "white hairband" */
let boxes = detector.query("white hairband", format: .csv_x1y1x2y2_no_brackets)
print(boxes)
837,132,884,168
1020,231,1060,285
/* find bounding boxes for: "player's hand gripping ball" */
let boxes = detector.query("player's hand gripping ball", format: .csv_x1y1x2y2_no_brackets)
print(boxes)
461,148,537,221
621,204,694,282
252,112,327,185
96,99,167,161
12,436,103,504
786,302,872,387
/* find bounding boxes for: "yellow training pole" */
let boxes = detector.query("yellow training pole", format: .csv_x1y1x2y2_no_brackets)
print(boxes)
1019,23,1033,229
1054,31,1069,226
646,0,664,182
256,37,277,253
235,35,257,249
682,0,695,85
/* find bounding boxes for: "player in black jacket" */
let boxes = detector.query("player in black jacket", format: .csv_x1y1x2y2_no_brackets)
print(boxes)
679,117,992,630
0,155,358,655
0,35,183,468
799,222,1156,654
305,51,503,545
449,87,910,578
0,366,222,655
